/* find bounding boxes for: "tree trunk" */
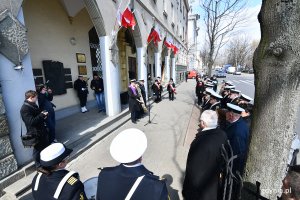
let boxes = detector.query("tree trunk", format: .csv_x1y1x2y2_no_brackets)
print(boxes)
244,1,300,199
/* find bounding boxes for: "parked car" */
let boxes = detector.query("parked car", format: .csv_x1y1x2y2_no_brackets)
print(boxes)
248,69,254,74
188,71,197,79
233,71,242,75
216,71,226,78
227,67,236,74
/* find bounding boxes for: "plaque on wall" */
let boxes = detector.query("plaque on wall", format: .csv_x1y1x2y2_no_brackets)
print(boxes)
76,53,86,63
78,65,87,75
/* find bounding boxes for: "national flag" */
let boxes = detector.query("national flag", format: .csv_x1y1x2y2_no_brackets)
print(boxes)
164,36,173,48
172,45,179,55
147,26,161,46
118,7,136,30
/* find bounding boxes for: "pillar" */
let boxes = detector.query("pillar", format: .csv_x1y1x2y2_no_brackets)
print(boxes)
137,47,148,97
154,53,161,78
171,57,176,84
99,36,121,116
165,56,170,81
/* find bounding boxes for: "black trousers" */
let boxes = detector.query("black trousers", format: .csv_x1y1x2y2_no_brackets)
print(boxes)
169,92,174,100
78,93,87,107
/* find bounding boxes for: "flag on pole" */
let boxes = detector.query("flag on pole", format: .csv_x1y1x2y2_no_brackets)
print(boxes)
147,26,161,46
164,36,173,48
117,7,136,30
172,44,179,55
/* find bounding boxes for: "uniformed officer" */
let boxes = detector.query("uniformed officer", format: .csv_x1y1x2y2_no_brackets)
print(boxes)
201,88,213,111
96,128,169,200
208,90,223,111
239,93,253,105
32,143,87,200
229,89,241,105
225,103,249,175
74,75,89,113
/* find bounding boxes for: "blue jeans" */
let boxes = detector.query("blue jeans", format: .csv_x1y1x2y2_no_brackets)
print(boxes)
95,92,105,111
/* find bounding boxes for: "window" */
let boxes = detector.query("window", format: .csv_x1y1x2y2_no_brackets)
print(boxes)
163,0,168,18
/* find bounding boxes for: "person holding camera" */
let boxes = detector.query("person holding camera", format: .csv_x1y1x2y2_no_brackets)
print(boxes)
38,85,56,143
20,90,50,168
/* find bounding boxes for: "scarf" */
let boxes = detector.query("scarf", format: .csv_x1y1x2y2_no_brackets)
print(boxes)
129,85,137,96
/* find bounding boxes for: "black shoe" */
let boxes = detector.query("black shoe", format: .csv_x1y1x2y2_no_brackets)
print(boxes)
132,120,137,124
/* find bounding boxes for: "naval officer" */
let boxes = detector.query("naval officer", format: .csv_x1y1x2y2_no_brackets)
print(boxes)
96,128,169,200
32,143,87,200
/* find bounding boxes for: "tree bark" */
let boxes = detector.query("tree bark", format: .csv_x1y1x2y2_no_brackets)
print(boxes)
244,1,300,199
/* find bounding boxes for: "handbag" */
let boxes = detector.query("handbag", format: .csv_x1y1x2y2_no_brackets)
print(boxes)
20,119,38,148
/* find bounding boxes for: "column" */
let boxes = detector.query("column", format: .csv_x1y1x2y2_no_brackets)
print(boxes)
0,8,34,165
137,47,148,97
99,36,121,116
165,56,170,81
154,53,161,78
171,57,176,84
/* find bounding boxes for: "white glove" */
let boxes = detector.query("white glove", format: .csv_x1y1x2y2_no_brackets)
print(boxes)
81,88,85,91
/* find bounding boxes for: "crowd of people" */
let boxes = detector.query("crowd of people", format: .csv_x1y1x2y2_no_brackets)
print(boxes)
19,73,300,200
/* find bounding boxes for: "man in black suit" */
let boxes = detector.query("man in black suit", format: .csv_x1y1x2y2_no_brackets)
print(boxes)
182,110,228,200
96,128,169,200
128,79,141,123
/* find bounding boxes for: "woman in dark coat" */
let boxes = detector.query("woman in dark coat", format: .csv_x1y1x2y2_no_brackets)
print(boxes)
20,90,50,167
128,80,141,123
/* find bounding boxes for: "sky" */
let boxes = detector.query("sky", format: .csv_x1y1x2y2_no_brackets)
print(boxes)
189,0,262,49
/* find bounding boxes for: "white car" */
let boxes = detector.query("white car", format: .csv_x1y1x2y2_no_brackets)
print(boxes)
234,71,242,75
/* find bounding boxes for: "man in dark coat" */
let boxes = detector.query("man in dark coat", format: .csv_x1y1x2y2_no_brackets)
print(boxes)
74,75,89,113
225,103,249,174
167,78,176,101
182,110,227,200
38,86,56,143
96,128,169,200
20,90,50,167
90,74,105,113
152,79,160,103
195,78,205,105
128,79,141,123
137,79,147,104
32,143,87,200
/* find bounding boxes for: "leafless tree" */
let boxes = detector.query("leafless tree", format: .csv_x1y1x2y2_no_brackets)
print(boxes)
244,40,259,69
226,35,252,69
202,0,247,76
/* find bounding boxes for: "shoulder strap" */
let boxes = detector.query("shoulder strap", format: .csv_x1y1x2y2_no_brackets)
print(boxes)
33,172,43,191
53,171,77,199
125,175,145,200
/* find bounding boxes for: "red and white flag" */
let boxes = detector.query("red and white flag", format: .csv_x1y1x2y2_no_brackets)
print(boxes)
172,45,179,55
117,7,136,30
147,26,161,46
164,36,173,48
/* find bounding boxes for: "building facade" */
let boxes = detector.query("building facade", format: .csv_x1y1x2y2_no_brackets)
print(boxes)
187,12,200,71
0,0,189,179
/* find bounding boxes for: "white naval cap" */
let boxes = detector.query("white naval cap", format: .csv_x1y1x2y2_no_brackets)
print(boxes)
110,128,147,163
240,93,253,102
205,88,214,95
209,90,223,99
226,103,245,114
225,81,234,85
40,143,73,167
230,89,241,94
205,83,214,87
224,85,236,90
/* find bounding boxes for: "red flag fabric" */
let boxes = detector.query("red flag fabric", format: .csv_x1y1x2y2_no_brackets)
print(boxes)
172,45,179,55
147,26,161,46
120,7,136,30
164,37,173,48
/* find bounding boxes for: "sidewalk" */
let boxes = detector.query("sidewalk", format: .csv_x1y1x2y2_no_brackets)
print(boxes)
2,80,199,200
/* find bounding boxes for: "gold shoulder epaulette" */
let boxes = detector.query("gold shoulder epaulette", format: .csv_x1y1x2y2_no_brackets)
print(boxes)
67,176,78,185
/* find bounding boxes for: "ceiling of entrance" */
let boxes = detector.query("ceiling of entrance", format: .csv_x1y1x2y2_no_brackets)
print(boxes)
60,0,84,17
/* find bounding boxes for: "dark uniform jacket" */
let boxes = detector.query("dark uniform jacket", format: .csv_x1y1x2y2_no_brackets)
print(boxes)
221,94,231,108
225,117,249,174
138,83,146,104
20,100,49,151
90,78,104,94
201,99,211,111
38,93,54,114
182,128,228,200
128,87,141,112
96,164,168,200
32,170,87,200
210,102,221,111
74,79,88,97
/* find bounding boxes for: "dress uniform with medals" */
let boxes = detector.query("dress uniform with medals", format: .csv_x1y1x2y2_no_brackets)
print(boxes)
96,128,169,200
32,143,87,200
